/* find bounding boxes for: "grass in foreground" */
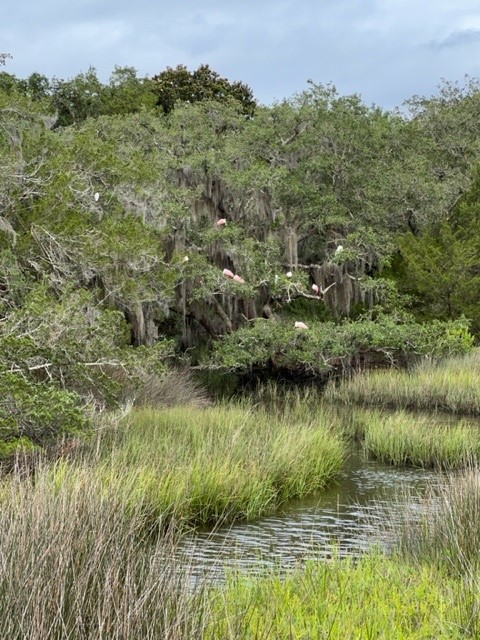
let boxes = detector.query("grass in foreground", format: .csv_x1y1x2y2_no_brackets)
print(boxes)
0,467,205,640
92,404,345,528
0,466,472,640
206,555,467,639
325,350,480,414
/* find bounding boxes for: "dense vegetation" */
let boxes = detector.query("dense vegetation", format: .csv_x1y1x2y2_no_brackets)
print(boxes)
1,52,480,447
1,399,480,638
5,50,480,638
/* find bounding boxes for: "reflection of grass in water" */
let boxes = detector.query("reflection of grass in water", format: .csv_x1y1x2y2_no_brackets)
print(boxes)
325,350,480,414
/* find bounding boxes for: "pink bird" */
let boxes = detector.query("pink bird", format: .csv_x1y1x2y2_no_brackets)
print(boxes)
216,218,227,226
233,274,245,284
294,321,308,330
312,284,319,295
223,268,234,278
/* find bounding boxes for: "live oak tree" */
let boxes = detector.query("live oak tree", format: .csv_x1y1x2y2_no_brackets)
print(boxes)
2,65,480,447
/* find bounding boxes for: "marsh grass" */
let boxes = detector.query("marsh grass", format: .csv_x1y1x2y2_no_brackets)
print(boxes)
361,410,480,468
325,350,480,414
205,554,466,639
389,468,480,575
133,369,212,409
95,404,345,528
0,465,208,640
381,467,480,637
2,402,480,638
0,464,472,640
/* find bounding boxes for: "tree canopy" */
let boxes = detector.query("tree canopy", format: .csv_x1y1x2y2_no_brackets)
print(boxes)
1,58,480,449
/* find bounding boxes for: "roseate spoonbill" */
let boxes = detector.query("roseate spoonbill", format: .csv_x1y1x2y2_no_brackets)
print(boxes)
223,268,234,278
233,274,245,284
216,218,227,226
312,284,319,295
294,321,308,330
286,271,293,278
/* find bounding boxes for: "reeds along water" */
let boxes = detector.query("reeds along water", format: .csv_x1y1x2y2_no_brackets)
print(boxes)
360,410,480,469
2,395,480,637
0,461,469,640
324,350,480,414
97,403,345,528
379,465,480,637
387,466,480,575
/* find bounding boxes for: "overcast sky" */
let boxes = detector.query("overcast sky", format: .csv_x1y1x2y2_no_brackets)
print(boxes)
2,0,480,109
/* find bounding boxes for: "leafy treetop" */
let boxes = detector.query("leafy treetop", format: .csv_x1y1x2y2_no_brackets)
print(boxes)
151,64,256,116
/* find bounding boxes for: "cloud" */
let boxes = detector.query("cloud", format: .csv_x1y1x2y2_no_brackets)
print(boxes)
430,28,480,50
2,0,480,109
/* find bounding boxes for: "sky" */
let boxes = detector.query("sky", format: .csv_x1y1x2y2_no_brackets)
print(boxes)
2,0,480,110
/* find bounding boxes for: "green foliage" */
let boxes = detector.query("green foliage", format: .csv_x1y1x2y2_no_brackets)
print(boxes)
397,160,480,335
89,404,345,527
152,64,256,116
0,368,90,448
362,409,480,468
210,315,473,375
208,555,464,639
2,63,480,448
52,66,104,126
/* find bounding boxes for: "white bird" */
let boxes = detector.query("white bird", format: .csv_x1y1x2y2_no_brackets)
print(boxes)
312,284,319,295
335,245,344,255
216,218,227,226
223,268,234,278
286,271,293,278
94,192,100,202
182,256,189,263
233,274,245,284
294,321,308,330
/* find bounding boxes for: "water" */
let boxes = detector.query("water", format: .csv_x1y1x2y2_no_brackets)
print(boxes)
177,448,442,580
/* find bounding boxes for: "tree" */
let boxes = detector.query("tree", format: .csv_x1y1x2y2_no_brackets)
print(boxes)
100,66,157,116
51,67,104,126
397,166,480,334
151,64,256,116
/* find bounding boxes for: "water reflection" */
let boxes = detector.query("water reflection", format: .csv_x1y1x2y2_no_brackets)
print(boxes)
177,450,442,579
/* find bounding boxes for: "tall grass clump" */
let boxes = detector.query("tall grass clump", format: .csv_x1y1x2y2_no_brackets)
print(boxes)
205,554,464,639
132,368,212,409
383,468,480,636
97,404,345,528
325,350,480,414
0,465,208,640
362,410,480,468
390,468,480,576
